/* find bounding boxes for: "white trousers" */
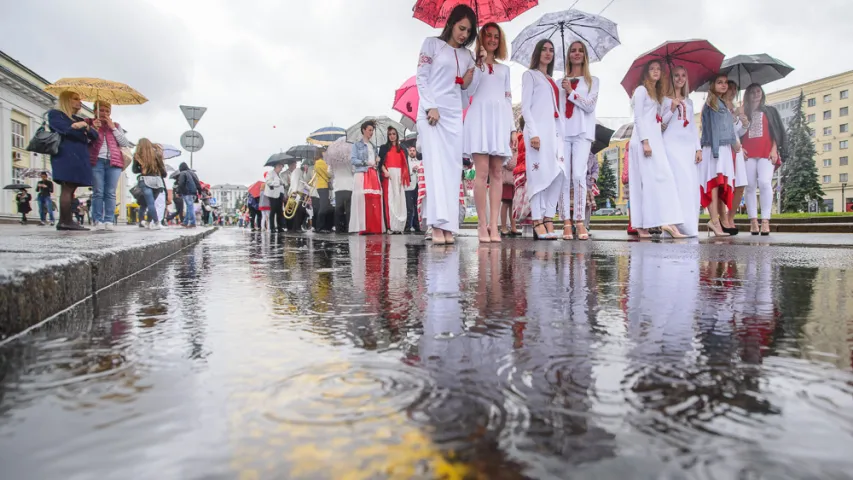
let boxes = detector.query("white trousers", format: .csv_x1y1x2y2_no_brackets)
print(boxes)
530,174,563,221
560,137,592,221
745,157,774,220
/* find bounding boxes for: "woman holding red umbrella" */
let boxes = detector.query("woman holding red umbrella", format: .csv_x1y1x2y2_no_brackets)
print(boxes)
627,60,686,238
558,41,599,241
661,65,703,237
415,4,477,245
464,22,517,243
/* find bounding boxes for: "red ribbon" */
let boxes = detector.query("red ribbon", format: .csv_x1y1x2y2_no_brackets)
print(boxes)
546,76,560,119
454,50,464,86
565,79,580,119
656,114,662,123
455,76,464,85
487,64,494,75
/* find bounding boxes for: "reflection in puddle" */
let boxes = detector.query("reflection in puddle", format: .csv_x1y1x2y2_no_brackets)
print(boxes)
1,232,852,478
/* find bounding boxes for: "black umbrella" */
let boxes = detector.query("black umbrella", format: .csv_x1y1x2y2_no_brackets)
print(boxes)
696,53,794,92
265,153,299,167
286,144,323,160
591,124,615,155
4,183,30,190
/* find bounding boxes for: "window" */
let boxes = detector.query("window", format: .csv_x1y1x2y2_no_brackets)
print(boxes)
842,124,850,133
841,173,849,183
842,90,849,100
808,113,816,123
824,127,833,136
841,107,849,117
824,94,832,103
842,156,849,166
824,159,832,167
824,143,832,152
842,140,849,149
11,120,26,149
808,98,816,107
824,110,832,120
823,175,832,183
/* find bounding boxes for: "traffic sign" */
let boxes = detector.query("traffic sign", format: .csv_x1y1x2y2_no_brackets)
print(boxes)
180,130,204,152
180,105,207,129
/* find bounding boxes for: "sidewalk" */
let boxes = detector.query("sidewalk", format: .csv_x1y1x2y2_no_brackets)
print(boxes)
0,224,216,339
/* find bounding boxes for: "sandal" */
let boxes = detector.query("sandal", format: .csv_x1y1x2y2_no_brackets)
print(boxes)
532,222,548,241
562,220,574,240
542,220,558,241
576,223,589,241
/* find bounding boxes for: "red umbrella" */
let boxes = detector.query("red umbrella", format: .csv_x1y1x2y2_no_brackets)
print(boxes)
248,181,264,198
413,0,538,28
392,75,472,126
620,39,724,97
393,76,418,124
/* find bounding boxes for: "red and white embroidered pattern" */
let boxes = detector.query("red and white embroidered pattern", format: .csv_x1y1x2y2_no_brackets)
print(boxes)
532,163,540,170
748,111,765,139
418,54,433,67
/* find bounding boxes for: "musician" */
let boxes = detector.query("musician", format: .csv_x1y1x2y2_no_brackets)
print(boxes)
285,162,309,232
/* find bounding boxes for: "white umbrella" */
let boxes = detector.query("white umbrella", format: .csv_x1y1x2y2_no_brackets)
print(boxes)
510,9,620,74
324,137,351,166
346,116,406,146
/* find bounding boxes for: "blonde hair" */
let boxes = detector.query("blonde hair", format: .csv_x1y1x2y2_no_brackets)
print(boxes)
706,74,728,112
669,66,689,98
57,91,79,119
475,23,508,61
94,100,112,113
640,60,667,104
565,41,593,87
134,138,165,176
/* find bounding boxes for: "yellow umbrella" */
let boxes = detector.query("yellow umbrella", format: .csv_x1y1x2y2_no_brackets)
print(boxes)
44,77,148,105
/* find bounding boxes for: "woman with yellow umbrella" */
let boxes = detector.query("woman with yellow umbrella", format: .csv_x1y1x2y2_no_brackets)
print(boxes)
45,77,147,231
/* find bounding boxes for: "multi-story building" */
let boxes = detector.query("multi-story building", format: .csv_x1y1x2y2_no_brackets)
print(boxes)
211,184,248,214
765,70,853,212
1,50,132,220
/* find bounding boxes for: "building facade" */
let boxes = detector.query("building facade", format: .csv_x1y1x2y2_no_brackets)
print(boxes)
1,50,130,220
765,70,853,212
211,184,248,215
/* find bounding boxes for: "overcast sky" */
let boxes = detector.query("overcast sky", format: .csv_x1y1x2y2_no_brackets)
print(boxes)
3,0,852,185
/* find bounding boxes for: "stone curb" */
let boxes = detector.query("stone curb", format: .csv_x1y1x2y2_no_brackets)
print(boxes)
0,228,217,339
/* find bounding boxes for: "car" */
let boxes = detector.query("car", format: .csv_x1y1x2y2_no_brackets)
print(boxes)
593,208,618,216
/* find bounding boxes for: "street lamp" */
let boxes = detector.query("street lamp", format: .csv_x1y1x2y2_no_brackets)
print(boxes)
843,182,848,212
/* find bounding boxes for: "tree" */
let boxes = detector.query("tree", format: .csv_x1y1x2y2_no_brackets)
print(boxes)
596,157,618,210
781,90,824,212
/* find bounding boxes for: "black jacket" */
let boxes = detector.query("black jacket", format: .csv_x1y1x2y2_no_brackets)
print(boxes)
177,169,202,196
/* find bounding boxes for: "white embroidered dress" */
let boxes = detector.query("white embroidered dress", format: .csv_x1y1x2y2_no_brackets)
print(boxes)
416,37,474,234
662,97,702,236
463,62,514,159
521,69,565,202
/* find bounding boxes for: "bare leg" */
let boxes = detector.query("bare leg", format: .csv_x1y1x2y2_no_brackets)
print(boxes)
499,201,509,234
509,201,517,233
489,156,503,242
708,187,727,236
432,226,446,245
729,186,745,228
473,153,490,242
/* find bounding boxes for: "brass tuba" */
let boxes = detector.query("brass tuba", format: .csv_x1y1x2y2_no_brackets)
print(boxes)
283,173,316,220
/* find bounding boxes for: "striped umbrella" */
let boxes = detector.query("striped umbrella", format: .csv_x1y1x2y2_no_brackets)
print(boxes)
306,126,346,147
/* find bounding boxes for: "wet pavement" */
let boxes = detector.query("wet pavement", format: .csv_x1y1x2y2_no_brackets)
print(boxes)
1,230,853,479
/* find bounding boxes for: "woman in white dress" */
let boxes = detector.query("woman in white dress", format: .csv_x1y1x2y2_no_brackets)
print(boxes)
521,39,564,241
627,60,686,238
661,66,703,237
464,22,517,243
700,74,740,237
558,41,599,241
416,4,477,245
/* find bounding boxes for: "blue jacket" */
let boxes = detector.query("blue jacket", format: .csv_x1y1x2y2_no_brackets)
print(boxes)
350,141,377,174
700,98,738,159
47,110,98,167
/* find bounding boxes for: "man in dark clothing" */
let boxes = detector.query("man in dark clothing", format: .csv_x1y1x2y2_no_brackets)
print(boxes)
176,162,201,227
166,179,184,224
35,172,55,226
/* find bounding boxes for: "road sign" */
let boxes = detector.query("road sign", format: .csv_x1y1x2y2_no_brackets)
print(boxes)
180,105,207,129
180,130,204,152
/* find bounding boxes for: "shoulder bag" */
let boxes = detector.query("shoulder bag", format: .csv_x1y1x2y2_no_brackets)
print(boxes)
26,113,61,156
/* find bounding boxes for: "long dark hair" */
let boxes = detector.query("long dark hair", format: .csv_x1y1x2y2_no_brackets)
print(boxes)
438,4,478,48
744,83,767,118
385,126,402,153
529,39,555,77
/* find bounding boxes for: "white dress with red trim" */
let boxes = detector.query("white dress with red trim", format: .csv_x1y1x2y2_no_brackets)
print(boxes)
662,97,702,237
628,86,684,229
520,69,565,199
463,62,515,158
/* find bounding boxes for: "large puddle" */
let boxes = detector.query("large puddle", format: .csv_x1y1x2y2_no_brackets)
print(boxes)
1,232,852,479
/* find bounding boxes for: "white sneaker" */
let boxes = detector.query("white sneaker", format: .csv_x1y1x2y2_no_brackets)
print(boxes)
105,223,113,231
139,221,148,228
95,222,105,231
150,222,161,230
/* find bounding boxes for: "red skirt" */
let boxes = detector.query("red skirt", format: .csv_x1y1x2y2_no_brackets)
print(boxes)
362,169,383,235
502,184,514,201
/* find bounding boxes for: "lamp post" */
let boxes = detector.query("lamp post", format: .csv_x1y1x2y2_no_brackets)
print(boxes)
842,182,848,212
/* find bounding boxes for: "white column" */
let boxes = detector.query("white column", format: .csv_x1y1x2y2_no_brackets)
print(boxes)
0,103,12,215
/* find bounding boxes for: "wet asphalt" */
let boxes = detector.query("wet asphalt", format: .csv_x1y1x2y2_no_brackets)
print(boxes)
1,229,852,479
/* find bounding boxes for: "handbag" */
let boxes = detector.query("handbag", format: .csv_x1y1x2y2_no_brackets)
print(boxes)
26,115,61,156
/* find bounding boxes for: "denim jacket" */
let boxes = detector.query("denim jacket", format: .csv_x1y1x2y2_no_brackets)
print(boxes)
350,141,376,173
700,98,737,159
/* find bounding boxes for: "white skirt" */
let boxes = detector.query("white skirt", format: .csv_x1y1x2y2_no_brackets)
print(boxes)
463,99,513,158
418,114,464,234
386,168,408,232
628,136,684,229
349,172,367,233
734,150,748,188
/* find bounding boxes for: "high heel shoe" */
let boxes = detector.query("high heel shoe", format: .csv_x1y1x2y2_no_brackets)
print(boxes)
660,225,687,239
533,222,547,241
749,219,759,236
760,220,770,236
722,223,739,236
542,220,558,240
707,220,729,237
576,222,590,241
562,220,574,240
